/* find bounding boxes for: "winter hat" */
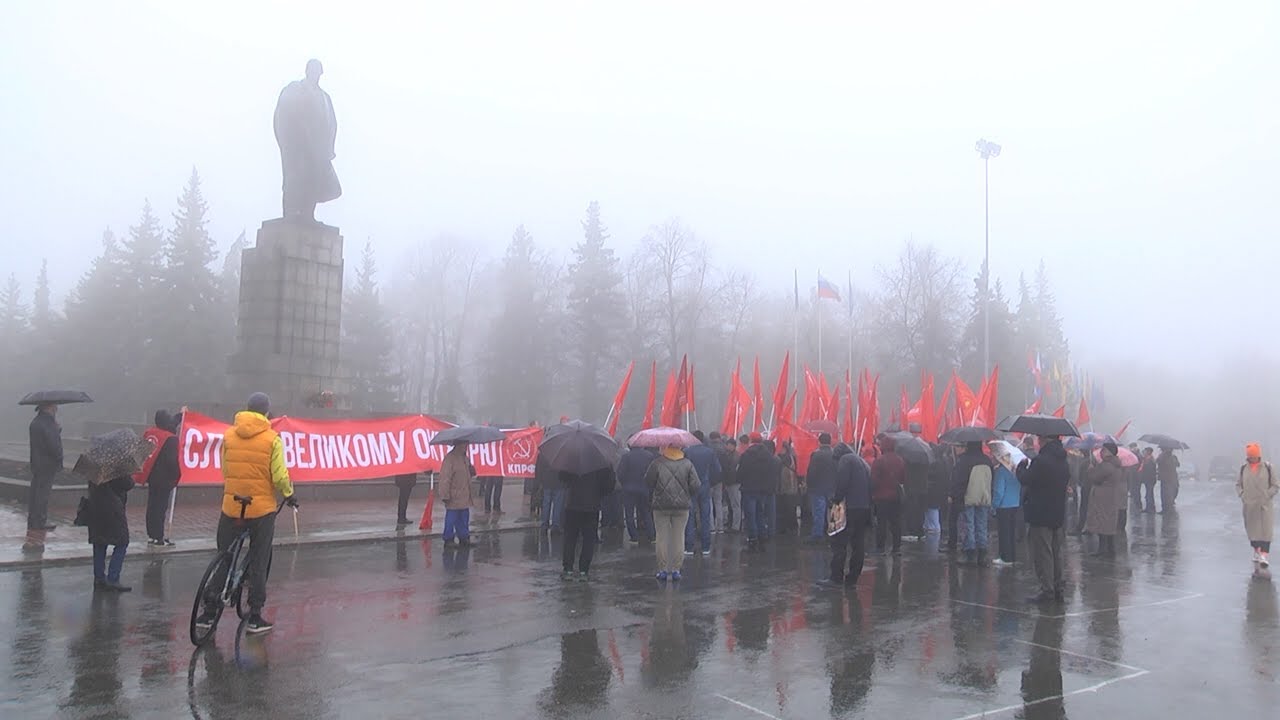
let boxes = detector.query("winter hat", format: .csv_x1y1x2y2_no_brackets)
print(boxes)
1102,441,1119,457
749,432,764,444
1246,443,1262,459
247,392,271,415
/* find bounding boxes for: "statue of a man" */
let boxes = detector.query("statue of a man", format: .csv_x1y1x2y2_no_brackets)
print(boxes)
274,59,341,222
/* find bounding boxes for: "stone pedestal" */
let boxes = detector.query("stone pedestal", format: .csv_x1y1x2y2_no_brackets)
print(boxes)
228,219,349,413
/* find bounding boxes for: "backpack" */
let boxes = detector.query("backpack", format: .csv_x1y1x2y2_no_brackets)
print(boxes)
965,464,993,507
1239,462,1273,485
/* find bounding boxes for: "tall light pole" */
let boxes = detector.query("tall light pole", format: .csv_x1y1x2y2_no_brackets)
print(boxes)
975,138,1001,379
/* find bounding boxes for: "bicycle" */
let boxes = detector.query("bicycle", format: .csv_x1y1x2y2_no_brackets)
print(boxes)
189,495,294,646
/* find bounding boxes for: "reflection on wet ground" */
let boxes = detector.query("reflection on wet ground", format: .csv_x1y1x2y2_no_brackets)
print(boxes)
0,483,1274,719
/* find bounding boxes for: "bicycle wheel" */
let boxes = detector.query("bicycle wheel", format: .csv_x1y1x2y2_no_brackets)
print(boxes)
190,550,233,646
234,545,274,619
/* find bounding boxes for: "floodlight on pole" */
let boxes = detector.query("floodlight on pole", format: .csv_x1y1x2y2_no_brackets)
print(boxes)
975,138,1001,379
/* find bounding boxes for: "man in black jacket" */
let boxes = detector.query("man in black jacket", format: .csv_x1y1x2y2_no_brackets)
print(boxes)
26,403,63,550
1021,436,1071,604
822,443,873,586
617,446,657,543
144,410,182,545
806,434,838,543
737,434,777,551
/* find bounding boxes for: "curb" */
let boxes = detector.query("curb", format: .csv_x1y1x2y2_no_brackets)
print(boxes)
1,520,543,572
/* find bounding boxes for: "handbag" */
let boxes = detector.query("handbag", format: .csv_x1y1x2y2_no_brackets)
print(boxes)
73,496,90,527
827,501,847,536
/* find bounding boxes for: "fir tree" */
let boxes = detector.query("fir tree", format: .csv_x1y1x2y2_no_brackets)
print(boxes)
343,242,400,413
564,201,627,419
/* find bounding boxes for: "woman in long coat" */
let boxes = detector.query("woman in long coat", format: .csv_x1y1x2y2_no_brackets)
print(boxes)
1084,443,1123,557
87,474,135,591
1238,443,1278,568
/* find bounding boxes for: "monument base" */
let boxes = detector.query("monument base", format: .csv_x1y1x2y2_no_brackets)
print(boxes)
228,218,349,415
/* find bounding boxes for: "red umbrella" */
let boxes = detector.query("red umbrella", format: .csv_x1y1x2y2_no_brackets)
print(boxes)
628,426,699,448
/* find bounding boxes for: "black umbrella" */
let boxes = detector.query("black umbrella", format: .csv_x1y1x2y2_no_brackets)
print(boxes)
995,413,1081,438
1138,433,1189,450
429,425,506,446
538,420,619,475
939,425,999,444
884,432,933,464
75,428,155,484
19,389,93,406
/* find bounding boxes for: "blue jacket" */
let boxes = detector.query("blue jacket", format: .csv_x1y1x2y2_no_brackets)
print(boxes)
617,447,657,493
684,443,721,494
991,465,1021,509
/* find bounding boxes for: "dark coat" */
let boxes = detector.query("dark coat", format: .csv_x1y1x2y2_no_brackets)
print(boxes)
562,468,616,512
87,475,134,546
715,443,739,486
951,447,993,500
29,411,63,478
806,445,838,498
871,450,906,502
1139,457,1158,485
1020,439,1070,529
833,450,873,510
685,443,722,493
926,451,950,507
147,435,181,490
737,443,778,495
617,447,657,493
1084,455,1123,535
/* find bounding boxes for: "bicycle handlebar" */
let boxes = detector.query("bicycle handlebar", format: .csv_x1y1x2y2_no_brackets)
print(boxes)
231,495,297,520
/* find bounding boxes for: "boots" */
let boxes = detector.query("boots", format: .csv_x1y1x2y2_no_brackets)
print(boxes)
963,550,976,566
976,549,987,567
22,528,46,552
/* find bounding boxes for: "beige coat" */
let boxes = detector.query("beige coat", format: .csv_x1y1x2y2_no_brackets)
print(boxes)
438,447,475,510
1085,456,1123,536
1237,461,1278,543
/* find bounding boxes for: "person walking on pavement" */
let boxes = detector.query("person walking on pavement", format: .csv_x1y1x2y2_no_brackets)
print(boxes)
822,443,873,587
684,431,721,556
87,471,136,592
991,444,1022,566
715,436,741,533
1157,447,1181,513
1022,435,1071,604
618,445,657,544
195,393,297,635
645,444,701,582
871,436,907,555
806,434,838,543
25,402,63,551
953,441,993,566
1238,443,1278,568
140,410,181,546
561,467,616,581
737,433,776,552
1085,442,1123,557
440,442,475,548
1138,447,1158,512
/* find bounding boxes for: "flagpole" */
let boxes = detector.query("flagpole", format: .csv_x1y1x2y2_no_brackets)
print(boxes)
793,269,800,412
817,273,823,378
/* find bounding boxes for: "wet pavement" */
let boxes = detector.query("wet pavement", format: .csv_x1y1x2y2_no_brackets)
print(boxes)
0,482,1275,719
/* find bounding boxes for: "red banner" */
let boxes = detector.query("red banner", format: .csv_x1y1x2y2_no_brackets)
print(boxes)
178,411,543,484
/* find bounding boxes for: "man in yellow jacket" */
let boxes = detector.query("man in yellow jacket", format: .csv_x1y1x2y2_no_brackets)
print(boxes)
195,393,297,635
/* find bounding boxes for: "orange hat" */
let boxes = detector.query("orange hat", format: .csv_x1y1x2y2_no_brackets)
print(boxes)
1246,443,1262,458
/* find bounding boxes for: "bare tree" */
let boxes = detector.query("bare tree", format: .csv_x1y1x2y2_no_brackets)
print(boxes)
871,240,966,386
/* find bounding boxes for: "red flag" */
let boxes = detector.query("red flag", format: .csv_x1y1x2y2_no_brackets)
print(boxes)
642,361,658,430
974,365,999,428
773,416,820,476
675,355,689,418
1114,419,1132,440
719,360,739,438
867,373,881,447
899,385,911,431
1025,397,1042,415
1076,397,1091,428
780,390,798,424
800,366,821,424
770,352,791,430
1051,404,1066,418
954,371,979,425
660,369,679,427
919,374,938,443
752,357,763,432
935,374,954,435
827,376,840,424
605,360,635,437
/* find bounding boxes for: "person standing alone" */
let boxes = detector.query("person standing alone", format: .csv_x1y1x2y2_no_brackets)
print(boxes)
25,403,63,551
141,410,181,546
440,442,475,549
1238,443,1278,568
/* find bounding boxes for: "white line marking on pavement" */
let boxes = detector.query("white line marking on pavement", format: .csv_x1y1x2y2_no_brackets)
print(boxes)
1013,639,1146,672
950,599,1041,616
714,693,784,720
946,670,1150,720
1055,592,1203,618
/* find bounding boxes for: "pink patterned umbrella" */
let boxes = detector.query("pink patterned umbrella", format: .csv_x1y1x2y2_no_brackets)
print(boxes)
628,426,700,448
1094,446,1139,467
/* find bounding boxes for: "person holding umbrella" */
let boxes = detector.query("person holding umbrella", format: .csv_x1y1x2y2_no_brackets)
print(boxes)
1022,435,1071,604
1085,442,1124,557
633,428,701,582
1138,447,1158,513
26,402,64,550
75,428,154,592
1157,446,1181,513
989,441,1023,566
439,441,476,549
1238,443,1278,568
538,420,620,581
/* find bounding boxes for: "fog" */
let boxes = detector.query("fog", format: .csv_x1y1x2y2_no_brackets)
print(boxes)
2,2,1278,461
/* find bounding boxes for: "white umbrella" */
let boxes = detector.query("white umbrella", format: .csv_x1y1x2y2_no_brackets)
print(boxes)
988,440,1027,469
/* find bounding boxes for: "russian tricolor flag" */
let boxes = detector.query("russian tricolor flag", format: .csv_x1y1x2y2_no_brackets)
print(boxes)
816,273,841,301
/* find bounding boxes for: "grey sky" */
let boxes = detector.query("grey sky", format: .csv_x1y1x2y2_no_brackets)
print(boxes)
2,1,1277,370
